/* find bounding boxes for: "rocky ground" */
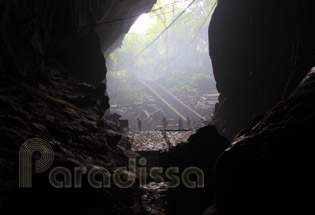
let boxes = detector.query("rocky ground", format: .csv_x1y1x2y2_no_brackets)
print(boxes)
128,130,196,151
124,126,229,215
141,182,168,215
125,129,197,215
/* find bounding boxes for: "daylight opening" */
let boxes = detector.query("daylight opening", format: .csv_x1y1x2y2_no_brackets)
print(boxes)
105,0,218,132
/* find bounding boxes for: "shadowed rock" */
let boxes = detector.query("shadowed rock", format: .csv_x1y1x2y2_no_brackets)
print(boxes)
160,125,230,215
209,0,315,139
205,67,315,214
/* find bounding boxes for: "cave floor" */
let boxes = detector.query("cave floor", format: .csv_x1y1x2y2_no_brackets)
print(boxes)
127,130,195,151
126,130,195,214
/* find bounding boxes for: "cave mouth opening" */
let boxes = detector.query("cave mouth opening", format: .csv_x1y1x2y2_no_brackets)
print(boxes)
104,0,218,132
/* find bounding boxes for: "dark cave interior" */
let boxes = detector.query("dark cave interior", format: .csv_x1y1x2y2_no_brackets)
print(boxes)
1,0,315,215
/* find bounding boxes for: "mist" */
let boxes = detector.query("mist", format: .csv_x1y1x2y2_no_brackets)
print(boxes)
105,0,218,131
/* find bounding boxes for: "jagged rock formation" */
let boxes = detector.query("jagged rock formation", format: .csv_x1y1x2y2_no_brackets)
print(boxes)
0,0,155,214
0,66,143,214
204,67,315,214
160,125,229,215
209,0,315,139
206,1,315,214
0,0,155,85
2,0,315,214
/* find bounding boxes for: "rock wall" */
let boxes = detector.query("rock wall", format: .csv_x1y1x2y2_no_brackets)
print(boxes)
205,1,315,214
204,67,315,214
209,0,315,139
0,1,155,214
0,0,155,85
160,125,229,215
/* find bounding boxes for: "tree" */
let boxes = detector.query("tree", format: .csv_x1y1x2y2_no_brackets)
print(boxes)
106,0,218,105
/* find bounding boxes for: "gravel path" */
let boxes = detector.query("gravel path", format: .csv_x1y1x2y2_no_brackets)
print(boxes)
127,130,195,151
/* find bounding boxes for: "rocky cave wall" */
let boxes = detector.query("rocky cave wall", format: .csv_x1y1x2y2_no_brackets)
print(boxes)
203,0,315,214
204,67,315,214
209,0,315,139
2,0,315,214
0,1,156,214
0,0,156,85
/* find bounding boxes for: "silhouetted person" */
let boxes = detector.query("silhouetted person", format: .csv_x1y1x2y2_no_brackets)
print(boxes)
137,118,142,131
186,116,191,129
178,117,183,130
186,117,191,129
162,116,168,130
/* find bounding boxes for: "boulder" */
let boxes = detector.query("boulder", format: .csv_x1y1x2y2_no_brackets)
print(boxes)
207,68,315,214
160,125,230,215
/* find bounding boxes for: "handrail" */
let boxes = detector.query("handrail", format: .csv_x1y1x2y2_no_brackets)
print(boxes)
140,80,206,122
147,80,205,120
141,81,187,121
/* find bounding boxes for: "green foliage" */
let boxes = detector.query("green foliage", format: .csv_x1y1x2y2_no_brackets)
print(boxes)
106,0,217,105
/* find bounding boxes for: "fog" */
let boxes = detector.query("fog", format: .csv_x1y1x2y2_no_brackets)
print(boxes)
105,0,218,130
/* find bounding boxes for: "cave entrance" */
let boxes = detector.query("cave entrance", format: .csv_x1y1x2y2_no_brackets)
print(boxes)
105,0,218,132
